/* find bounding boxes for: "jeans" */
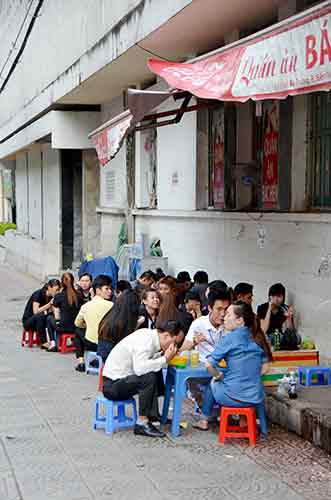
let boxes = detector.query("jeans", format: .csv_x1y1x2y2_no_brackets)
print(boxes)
201,381,268,435
201,382,248,417
103,372,160,419
97,339,115,364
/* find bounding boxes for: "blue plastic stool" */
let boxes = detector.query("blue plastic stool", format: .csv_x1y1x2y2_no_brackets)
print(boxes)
298,366,331,386
85,351,102,375
93,395,137,435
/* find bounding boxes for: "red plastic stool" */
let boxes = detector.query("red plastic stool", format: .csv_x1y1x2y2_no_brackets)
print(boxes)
98,364,104,392
219,407,257,446
58,333,76,354
21,330,41,348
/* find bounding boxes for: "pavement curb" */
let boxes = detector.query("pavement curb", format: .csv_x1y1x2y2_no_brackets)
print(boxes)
265,390,331,453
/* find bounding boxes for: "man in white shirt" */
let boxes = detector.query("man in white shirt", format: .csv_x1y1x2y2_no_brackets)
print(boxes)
102,320,184,438
180,289,231,410
181,289,232,361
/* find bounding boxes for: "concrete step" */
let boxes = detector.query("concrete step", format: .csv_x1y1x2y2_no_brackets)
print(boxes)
266,386,331,453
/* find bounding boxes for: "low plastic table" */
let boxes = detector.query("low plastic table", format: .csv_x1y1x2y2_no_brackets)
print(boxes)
161,364,211,437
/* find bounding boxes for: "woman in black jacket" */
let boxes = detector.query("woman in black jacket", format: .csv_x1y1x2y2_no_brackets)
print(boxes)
138,289,161,329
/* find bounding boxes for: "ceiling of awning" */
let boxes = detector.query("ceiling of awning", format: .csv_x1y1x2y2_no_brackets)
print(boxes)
58,0,286,105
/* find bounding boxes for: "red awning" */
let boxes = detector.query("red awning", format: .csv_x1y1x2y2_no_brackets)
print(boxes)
89,89,175,166
89,110,132,166
148,2,331,102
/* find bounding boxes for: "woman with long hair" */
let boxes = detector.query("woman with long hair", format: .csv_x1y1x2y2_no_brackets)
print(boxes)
194,302,269,435
22,278,61,349
47,272,83,352
98,289,141,362
157,276,178,299
156,293,192,335
139,289,161,329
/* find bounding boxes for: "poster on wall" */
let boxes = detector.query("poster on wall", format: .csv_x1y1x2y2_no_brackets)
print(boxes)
211,107,225,209
142,128,157,208
262,101,279,210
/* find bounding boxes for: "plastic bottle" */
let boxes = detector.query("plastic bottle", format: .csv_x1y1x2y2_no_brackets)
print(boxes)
273,329,281,351
288,371,298,399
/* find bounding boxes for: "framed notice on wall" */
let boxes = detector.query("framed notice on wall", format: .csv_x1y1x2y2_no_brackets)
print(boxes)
262,101,279,210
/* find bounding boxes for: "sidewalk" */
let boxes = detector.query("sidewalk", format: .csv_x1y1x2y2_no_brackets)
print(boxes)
0,264,331,500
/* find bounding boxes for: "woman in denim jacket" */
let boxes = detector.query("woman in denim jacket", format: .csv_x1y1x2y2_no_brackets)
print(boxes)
194,302,269,435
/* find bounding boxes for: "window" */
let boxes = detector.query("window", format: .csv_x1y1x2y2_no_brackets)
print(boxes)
309,92,331,208
204,99,291,211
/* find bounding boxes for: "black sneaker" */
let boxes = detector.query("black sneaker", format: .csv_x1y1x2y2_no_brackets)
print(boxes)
75,363,86,373
48,346,58,353
149,416,171,426
134,422,166,438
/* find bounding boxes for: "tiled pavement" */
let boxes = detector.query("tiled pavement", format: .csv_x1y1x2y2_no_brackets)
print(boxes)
0,264,330,500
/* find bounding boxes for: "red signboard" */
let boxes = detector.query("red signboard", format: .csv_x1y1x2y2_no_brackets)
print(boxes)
262,102,279,209
211,108,225,208
148,4,331,102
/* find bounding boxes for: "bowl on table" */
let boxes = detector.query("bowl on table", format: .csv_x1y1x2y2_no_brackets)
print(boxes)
169,355,188,368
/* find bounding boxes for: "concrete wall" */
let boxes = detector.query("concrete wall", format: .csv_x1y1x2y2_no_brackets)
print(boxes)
27,148,43,239
15,154,29,234
98,211,126,258
130,91,331,361
4,146,61,279
134,211,331,359
82,150,101,259
0,0,192,149
157,102,197,211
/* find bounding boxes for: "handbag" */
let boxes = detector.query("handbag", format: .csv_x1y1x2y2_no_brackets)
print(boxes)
279,328,301,351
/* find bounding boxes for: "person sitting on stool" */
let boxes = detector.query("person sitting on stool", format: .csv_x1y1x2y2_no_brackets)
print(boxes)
74,275,113,372
22,279,60,349
102,320,184,438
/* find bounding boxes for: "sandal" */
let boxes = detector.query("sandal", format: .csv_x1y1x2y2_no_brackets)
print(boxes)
192,421,209,431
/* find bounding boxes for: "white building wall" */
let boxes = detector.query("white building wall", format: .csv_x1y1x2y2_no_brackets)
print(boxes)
27,148,42,239
0,0,192,149
135,211,331,360
2,146,61,279
157,105,197,211
42,147,61,248
15,153,29,234
291,95,308,211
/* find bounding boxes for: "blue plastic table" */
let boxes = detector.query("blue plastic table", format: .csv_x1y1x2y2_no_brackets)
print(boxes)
161,364,211,437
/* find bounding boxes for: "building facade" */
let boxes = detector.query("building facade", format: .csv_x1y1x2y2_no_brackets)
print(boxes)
1,0,331,358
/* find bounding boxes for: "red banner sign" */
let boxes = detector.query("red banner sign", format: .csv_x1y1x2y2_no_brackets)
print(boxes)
211,108,225,208
262,102,279,209
90,111,132,167
148,4,331,102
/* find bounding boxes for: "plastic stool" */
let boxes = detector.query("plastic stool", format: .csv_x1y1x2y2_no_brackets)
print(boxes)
299,366,331,386
219,407,257,446
85,351,102,375
58,333,76,354
93,395,137,435
21,330,41,348
98,365,104,392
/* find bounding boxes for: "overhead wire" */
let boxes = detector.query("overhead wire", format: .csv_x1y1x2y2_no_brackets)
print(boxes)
0,0,44,95
135,42,175,62
0,0,35,81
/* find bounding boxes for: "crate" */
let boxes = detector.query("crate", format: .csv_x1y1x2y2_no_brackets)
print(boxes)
262,350,319,387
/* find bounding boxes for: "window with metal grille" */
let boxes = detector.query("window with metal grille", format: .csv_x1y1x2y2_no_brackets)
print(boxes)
309,92,331,208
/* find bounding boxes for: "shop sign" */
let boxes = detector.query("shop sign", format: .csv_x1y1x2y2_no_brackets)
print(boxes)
262,102,279,209
149,3,331,102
